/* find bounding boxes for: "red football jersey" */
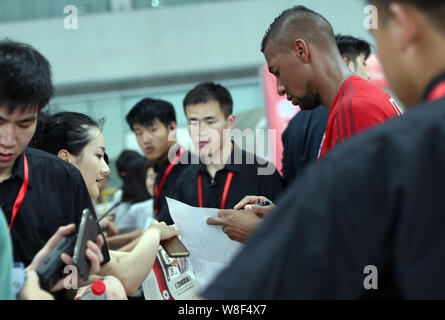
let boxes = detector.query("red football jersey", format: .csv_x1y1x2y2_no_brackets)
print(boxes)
318,76,402,159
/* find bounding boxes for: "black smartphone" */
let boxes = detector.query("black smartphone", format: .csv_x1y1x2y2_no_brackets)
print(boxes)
160,236,190,258
72,208,100,281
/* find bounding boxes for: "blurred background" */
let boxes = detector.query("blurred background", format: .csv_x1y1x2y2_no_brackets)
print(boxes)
0,0,387,200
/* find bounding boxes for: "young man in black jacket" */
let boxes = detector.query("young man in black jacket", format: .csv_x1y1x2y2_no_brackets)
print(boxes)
165,82,283,242
126,98,195,225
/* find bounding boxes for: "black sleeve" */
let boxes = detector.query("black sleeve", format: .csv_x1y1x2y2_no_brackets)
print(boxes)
281,107,328,187
305,107,328,163
156,201,173,225
281,125,291,186
202,140,393,299
258,166,283,204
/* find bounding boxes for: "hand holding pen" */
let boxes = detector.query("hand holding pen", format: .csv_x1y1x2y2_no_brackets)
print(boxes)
233,195,276,217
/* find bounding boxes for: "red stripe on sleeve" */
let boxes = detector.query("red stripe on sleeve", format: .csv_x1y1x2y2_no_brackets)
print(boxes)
346,81,356,136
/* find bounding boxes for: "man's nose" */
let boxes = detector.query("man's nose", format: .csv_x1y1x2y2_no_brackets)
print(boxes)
276,78,286,96
142,131,153,143
0,124,17,148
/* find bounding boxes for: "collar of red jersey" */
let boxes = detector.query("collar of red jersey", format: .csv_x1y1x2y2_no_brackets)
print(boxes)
422,71,445,102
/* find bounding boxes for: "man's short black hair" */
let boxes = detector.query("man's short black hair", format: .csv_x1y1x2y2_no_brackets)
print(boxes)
335,34,372,62
183,82,233,118
369,0,445,32
261,5,335,54
0,39,54,114
126,98,176,131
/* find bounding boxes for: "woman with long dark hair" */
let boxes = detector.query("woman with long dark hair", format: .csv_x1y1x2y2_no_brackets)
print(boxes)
31,111,179,296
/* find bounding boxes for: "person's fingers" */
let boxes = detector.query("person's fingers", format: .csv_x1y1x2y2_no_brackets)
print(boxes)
234,196,259,209
87,240,104,265
56,223,76,236
74,286,89,300
51,278,67,292
163,226,180,240
23,271,54,300
244,201,274,209
27,224,76,272
221,226,238,241
234,196,271,210
245,204,275,216
60,253,73,266
207,216,224,226
50,256,74,292
156,223,181,240
95,234,104,249
46,224,76,252
217,210,229,218
85,248,101,274
88,239,103,259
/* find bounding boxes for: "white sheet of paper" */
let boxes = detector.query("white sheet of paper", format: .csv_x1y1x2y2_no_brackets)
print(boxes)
166,197,243,289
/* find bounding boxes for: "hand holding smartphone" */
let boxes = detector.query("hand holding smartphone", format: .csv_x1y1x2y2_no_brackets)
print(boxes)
161,236,190,258
36,208,100,290
72,209,100,281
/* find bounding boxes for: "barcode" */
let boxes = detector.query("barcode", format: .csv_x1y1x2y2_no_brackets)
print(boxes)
175,276,191,289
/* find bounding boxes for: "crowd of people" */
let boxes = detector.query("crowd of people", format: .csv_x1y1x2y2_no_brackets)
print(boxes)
1,0,444,300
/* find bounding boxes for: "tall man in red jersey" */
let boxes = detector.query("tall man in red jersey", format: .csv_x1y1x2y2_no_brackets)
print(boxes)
260,6,402,159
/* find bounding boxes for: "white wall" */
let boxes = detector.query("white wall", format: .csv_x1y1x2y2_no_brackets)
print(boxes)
0,0,375,185
0,0,374,91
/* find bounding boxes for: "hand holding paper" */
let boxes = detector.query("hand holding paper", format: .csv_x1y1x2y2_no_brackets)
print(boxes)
207,209,263,243
166,197,243,289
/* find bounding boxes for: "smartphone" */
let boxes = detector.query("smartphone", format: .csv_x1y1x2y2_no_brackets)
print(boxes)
160,236,190,258
72,208,100,281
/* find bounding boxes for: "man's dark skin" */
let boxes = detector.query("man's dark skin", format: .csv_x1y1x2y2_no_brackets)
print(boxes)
207,195,275,243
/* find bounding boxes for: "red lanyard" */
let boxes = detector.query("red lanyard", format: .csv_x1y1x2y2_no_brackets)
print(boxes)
426,80,445,102
154,148,185,216
8,154,29,232
198,171,233,209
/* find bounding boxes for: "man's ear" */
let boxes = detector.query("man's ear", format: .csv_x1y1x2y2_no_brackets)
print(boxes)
294,39,309,64
226,114,236,129
167,121,177,141
57,149,72,163
169,121,177,130
389,3,419,52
